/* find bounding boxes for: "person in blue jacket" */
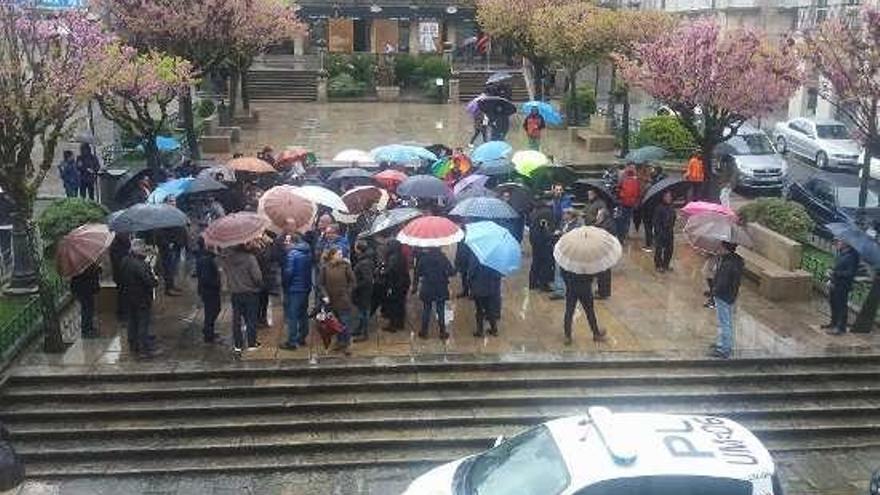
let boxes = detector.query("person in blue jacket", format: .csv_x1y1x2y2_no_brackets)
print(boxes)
823,238,860,336
281,233,313,350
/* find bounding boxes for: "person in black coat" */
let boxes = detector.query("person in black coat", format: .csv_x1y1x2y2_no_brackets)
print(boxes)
381,240,410,332
454,240,473,298
413,247,455,339
561,268,606,346
468,254,502,336
824,239,860,335
352,241,374,342
109,233,130,321
711,242,744,359
71,263,101,338
652,191,676,272
196,238,222,344
118,240,160,358
528,208,555,291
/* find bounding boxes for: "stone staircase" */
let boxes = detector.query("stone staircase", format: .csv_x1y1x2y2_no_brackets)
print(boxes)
245,69,318,102
3,355,880,479
457,70,529,102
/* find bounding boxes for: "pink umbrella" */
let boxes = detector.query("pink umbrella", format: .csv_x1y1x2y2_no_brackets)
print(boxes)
203,212,270,248
453,174,489,196
681,201,737,220
55,223,115,278
397,216,463,247
258,185,318,233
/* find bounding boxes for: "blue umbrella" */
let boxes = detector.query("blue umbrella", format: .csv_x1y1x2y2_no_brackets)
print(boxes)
370,145,438,166
147,178,194,204
471,141,512,164
397,174,449,199
156,136,181,152
476,157,514,176
827,222,880,267
464,221,521,276
450,197,519,219
522,101,563,126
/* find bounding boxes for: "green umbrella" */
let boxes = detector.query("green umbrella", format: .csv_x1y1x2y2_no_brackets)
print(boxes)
512,150,550,177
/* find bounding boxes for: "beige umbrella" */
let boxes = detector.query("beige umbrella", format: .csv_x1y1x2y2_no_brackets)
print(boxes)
553,226,622,275
258,185,318,233
55,223,115,278
203,212,270,248
227,157,275,174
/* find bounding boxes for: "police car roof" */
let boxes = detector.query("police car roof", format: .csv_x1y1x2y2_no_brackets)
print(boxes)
545,412,775,487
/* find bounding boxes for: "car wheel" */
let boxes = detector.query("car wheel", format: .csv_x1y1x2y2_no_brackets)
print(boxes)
816,151,829,170
776,136,787,154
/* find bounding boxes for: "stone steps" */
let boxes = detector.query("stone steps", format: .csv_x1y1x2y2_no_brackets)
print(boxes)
457,70,529,102
246,69,318,101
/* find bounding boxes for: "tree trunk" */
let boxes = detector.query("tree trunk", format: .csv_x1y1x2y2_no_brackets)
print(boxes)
228,72,239,119
606,65,616,121
701,141,719,201
25,224,65,353
5,211,38,296
179,89,200,160
620,87,631,158
240,66,251,113
143,133,161,169
566,67,579,127
856,99,877,224
852,272,879,333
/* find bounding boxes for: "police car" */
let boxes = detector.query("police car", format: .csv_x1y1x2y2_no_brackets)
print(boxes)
403,407,782,495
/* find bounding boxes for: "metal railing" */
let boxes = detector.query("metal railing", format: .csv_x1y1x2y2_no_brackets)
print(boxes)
0,267,68,369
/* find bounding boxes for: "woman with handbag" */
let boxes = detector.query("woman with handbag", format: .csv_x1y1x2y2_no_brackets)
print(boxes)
318,247,355,354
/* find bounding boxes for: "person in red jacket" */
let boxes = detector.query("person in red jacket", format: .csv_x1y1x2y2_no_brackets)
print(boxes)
523,107,546,150
616,166,641,241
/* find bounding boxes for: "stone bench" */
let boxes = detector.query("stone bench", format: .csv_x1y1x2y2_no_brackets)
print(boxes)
738,246,812,301
575,129,617,152
199,135,232,154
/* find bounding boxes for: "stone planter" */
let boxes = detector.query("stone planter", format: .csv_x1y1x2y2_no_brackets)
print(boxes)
376,86,400,103
317,77,328,103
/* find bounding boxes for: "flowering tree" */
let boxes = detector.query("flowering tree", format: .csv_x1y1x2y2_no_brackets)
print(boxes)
91,45,196,169
803,7,880,332
618,18,801,191
0,5,110,349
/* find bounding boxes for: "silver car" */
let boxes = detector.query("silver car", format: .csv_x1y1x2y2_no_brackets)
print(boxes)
773,117,861,170
715,126,787,192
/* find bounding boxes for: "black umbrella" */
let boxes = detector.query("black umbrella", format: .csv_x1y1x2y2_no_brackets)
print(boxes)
397,174,450,199
527,166,579,188
572,179,616,206
369,208,422,236
624,145,668,164
108,203,189,233
827,223,880,267
425,144,453,159
328,167,374,182
640,177,688,206
454,185,497,204
182,176,227,196
113,168,151,200
486,72,513,85
494,182,533,213
478,96,517,117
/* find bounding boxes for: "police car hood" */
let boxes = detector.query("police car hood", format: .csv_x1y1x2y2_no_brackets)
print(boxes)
548,413,775,486
401,458,467,495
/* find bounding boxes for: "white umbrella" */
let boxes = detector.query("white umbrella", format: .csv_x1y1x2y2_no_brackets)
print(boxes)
553,226,622,275
333,149,375,164
292,185,348,213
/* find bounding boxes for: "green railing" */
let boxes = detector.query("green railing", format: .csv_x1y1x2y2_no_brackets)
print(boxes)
801,246,872,308
0,268,69,369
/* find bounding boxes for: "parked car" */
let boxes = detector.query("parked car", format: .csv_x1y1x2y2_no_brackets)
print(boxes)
715,126,787,193
403,407,783,495
785,177,880,237
774,118,861,170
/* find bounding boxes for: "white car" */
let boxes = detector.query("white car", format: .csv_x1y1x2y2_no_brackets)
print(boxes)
774,118,861,170
403,407,782,495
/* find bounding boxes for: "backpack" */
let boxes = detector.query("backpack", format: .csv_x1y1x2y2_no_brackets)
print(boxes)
618,177,641,208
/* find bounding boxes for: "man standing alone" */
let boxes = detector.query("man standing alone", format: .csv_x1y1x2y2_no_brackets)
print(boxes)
710,241,744,359
119,240,160,358
823,238,859,335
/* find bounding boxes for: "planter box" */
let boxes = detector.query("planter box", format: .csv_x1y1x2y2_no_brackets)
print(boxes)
746,222,803,271
740,222,812,301
376,86,400,102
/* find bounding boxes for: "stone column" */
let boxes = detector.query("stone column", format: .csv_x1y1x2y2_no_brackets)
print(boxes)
409,21,419,54
447,78,459,104
4,213,38,296
317,76,328,103
293,35,305,56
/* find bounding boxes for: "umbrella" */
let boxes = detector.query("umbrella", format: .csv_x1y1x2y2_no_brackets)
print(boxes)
681,201,737,219
203,212,270,248
827,223,880,267
494,182,533,213
471,141,512,164
397,216,463,247
147,178,194,204
227,157,275,174
529,165,578,187
512,150,550,177
328,167,374,182
332,210,359,224
431,157,453,179
486,72,513,85
476,157,514,176
554,226,622,275
333,149,375,164
370,208,422,236
156,136,181,152
276,148,314,168
572,179,616,206
478,96,517,117
198,165,236,182
55,223,115,278
684,212,753,254
258,185,318,233
108,203,189,233
374,169,408,190
464,221,521,276
397,174,450,199
454,185,497,204
450,197,519,220
522,101,563,126
625,145,668,164
426,144,453,159
370,144,438,166
292,185,348,212
183,175,227,196
113,167,152,200
641,177,688,206
453,174,489,196
465,94,486,117
342,185,388,214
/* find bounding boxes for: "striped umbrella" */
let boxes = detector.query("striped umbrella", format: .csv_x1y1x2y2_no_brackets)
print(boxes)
397,216,463,247
449,197,519,219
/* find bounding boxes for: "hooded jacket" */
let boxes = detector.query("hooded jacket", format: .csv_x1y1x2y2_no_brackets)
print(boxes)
220,247,263,294
283,242,313,294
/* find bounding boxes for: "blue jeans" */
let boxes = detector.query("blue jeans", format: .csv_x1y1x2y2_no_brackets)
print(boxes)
336,309,353,345
353,307,370,337
421,299,446,336
552,262,565,296
616,207,633,241
285,291,310,345
714,297,734,356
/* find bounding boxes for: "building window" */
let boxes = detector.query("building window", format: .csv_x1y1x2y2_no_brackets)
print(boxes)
399,20,410,53
806,87,818,116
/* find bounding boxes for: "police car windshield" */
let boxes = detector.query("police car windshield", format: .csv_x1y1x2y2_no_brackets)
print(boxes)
464,425,570,495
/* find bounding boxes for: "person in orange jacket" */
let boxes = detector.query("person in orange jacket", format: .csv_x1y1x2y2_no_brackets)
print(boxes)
684,152,706,200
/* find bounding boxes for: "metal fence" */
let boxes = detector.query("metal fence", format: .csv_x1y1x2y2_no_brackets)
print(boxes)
0,268,68,370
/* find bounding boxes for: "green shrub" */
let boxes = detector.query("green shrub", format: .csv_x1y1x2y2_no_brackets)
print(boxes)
562,86,597,126
738,198,814,242
328,73,367,98
327,53,376,87
37,198,109,256
393,54,419,86
635,115,697,158
194,99,216,119
393,54,450,89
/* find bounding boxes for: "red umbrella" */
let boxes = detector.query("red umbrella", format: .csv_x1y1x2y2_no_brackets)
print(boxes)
55,223,115,278
275,148,310,169
258,185,318,233
203,212,270,248
342,185,388,214
373,169,408,190
227,157,275,174
397,216,463,247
